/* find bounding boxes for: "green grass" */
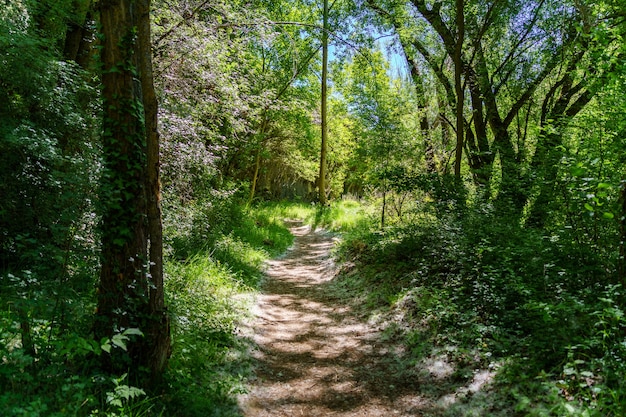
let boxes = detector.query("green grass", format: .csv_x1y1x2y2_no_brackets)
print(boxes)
330,203,626,416
159,200,307,416
163,252,252,416
157,198,371,416
250,200,315,223
251,199,370,233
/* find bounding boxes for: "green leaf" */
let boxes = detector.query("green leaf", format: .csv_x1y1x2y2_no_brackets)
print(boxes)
563,367,576,375
107,397,123,408
122,328,143,337
570,166,585,177
115,384,145,400
111,334,128,351
603,212,614,219
584,203,594,211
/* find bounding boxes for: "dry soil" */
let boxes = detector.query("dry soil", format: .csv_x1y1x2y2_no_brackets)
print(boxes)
238,221,436,416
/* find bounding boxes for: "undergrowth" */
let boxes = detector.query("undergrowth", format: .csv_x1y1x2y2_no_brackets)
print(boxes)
159,198,301,416
14,194,621,416
158,198,368,416
0,193,305,416
250,198,370,233
334,203,626,416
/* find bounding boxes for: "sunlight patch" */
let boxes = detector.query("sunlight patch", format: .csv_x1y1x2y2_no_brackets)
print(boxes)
423,355,455,379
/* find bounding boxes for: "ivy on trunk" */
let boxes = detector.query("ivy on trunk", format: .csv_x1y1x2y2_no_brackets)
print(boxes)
95,0,170,381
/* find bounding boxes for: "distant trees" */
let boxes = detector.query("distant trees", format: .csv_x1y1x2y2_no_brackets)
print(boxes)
152,0,326,204
335,48,420,225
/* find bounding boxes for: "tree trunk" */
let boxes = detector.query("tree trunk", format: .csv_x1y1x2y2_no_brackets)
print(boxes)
466,67,493,189
96,0,168,379
249,146,262,205
318,0,329,205
381,187,387,228
18,306,36,359
406,55,435,173
527,74,594,228
453,0,464,179
136,0,170,378
472,47,523,213
492,123,525,213
63,0,93,67
436,85,452,142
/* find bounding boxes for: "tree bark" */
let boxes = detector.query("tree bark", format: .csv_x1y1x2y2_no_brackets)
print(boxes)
63,0,93,67
96,0,169,379
465,67,493,190
527,81,594,228
453,0,464,179
617,178,626,287
318,0,329,205
136,0,170,378
96,0,148,370
405,51,435,173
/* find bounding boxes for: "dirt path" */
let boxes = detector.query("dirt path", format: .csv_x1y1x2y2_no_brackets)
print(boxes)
238,222,429,416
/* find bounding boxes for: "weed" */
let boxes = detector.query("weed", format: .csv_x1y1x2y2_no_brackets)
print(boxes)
333,200,625,416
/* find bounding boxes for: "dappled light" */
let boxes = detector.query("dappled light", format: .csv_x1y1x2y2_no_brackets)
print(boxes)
2,0,625,413
239,223,496,416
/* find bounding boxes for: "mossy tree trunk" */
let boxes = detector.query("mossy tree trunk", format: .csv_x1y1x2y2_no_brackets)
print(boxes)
618,179,626,287
453,0,464,179
96,0,169,380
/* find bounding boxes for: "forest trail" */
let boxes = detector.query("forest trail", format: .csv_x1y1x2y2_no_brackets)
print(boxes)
238,221,430,416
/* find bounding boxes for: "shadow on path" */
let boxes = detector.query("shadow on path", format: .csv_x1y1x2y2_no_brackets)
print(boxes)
238,223,488,416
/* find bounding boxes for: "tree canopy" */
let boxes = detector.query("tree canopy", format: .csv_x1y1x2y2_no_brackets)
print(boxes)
1,0,626,414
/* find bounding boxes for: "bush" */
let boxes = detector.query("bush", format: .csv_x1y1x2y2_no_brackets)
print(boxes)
334,200,624,415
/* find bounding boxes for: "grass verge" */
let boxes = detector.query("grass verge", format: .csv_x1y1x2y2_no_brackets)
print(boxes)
332,207,626,416
160,201,299,416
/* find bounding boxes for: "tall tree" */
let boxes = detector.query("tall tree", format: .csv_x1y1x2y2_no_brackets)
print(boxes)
620,180,626,284
453,0,464,179
137,0,170,376
319,0,330,204
96,0,169,378
368,0,620,217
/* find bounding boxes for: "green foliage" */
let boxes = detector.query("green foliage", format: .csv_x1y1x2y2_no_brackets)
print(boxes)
250,199,370,233
0,296,154,416
0,15,100,412
153,0,324,203
1,0,624,414
554,287,626,416
85,372,161,417
335,47,421,202
106,383,145,411
0,197,305,417
162,251,251,416
334,194,625,415
0,49,98,273
158,198,302,416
